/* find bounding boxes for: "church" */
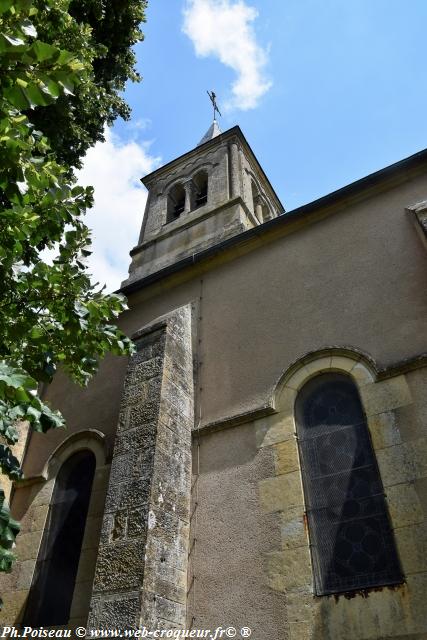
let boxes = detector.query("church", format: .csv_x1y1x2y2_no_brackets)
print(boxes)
1,120,427,640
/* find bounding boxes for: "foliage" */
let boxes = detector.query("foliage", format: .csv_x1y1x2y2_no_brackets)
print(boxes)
0,491,20,573
29,0,147,169
0,0,139,573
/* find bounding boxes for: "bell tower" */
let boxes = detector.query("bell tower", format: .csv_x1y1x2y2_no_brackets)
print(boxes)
122,123,284,287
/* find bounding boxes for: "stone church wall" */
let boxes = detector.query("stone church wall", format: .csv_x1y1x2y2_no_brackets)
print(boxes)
0,156,426,637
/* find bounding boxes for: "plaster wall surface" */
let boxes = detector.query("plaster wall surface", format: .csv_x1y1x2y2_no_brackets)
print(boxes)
188,422,288,638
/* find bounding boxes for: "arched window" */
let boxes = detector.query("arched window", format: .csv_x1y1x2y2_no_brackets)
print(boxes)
23,450,96,626
251,181,259,217
167,183,186,223
251,180,268,222
295,373,402,595
193,170,208,208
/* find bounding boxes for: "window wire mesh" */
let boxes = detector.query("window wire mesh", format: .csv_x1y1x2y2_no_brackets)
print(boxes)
295,373,403,595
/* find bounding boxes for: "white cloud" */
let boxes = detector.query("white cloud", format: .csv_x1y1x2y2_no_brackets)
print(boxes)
182,0,272,110
76,129,160,292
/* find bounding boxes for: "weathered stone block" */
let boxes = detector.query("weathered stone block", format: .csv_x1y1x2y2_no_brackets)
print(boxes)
274,438,299,475
88,593,141,630
111,510,127,541
145,534,189,573
280,507,307,550
127,506,148,538
304,356,332,377
104,478,151,513
264,547,312,591
134,328,165,356
130,356,164,383
141,592,186,627
16,559,36,590
158,386,193,430
330,355,358,372
360,375,412,416
394,521,427,575
118,400,164,433
259,471,304,513
376,444,411,487
156,421,192,459
145,507,189,548
285,366,311,391
368,411,402,450
29,504,49,532
119,391,161,428
286,588,316,624
386,483,424,527
276,387,297,417
15,531,42,562
255,413,294,449
351,361,375,386
0,589,29,624
114,425,157,457
288,621,314,640
377,438,427,488
31,479,54,507
143,561,187,605
93,540,146,592
108,449,154,486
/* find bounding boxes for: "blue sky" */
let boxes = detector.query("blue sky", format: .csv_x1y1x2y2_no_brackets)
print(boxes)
79,0,427,290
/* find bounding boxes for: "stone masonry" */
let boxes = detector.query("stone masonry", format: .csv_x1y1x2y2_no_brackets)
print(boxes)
87,306,194,630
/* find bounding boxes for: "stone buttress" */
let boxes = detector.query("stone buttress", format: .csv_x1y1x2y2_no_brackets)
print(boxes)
87,306,193,630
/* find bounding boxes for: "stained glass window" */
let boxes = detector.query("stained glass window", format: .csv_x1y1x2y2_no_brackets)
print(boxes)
295,373,403,595
23,450,96,625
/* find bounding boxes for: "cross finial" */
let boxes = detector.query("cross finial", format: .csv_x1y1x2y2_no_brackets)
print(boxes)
207,90,222,120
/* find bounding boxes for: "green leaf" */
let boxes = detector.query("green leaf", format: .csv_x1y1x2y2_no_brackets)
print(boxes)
24,82,53,107
30,40,58,62
0,1,13,15
56,50,75,65
54,71,75,96
3,85,30,110
0,362,36,391
38,75,60,99
29,326,44,339
26,406,41,421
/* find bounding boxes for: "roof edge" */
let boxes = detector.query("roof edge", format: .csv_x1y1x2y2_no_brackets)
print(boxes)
120,146,427,297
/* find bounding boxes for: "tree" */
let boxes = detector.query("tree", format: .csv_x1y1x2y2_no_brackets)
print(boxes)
29,0,146,169
0,0,145,573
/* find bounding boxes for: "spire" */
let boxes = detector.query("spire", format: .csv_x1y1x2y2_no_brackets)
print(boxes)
197,119,222,146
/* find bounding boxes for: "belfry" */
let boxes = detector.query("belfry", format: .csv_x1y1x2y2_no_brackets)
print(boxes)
123,121,283,287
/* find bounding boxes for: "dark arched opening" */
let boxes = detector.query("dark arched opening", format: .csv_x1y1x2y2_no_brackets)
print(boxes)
193,170,208,208
167,183,186,223
295,373,403,595
23,450,96,626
